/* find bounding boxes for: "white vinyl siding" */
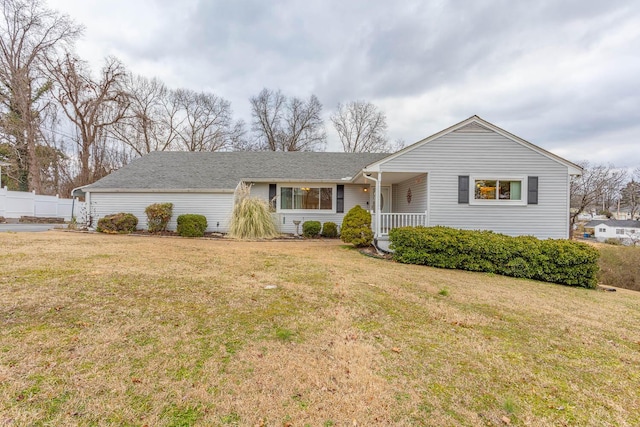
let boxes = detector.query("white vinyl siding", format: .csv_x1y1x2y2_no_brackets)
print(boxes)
270,184,369,233
90,192,233,233
392,174,427,213
379,129,570,239
592,224,640,242
251,183,369,234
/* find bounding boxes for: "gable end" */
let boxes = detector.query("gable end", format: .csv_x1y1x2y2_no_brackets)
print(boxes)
454,122,492,133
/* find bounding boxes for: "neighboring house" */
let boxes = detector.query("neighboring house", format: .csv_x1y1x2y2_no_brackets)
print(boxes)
584,219,640,243
0,160,10,187
75,116,582,247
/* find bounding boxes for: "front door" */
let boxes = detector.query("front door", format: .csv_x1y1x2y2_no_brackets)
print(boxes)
372,186,391,213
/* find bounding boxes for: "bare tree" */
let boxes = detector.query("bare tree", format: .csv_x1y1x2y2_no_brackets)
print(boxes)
389,138,407,153
331,100,391,152
50,55,130,186
570,162,627,237
620,170,640,219
249,88,285,151
172,88,245,152
597,168,626,214
111,74,179,156
250,88,326,151
0,0,81,192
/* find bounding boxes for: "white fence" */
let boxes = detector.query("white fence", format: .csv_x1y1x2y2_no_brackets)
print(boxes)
0,187,84,221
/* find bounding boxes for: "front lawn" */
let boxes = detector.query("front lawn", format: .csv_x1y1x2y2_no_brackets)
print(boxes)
1,233,638,426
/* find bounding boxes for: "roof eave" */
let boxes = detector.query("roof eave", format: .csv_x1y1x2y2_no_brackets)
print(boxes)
242,178,357,184
84,188,236,194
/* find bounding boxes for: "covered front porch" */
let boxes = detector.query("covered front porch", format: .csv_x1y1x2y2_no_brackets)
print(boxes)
353,170,429,239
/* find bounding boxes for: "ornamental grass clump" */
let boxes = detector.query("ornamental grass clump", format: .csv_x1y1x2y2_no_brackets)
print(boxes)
228,182,279,240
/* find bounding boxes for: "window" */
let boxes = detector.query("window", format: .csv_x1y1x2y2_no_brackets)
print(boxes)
599,228,606,233
474,179,522,201
280,186,333,210
460,175,535,205
616,229,624,235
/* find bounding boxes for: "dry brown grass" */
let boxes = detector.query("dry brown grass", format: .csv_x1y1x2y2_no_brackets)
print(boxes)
597,244,640,292
1,232,639,426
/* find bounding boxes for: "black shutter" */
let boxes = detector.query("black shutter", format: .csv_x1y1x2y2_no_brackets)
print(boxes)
528,176,538,205
268,184,277,209
336,185,344,213
458,176,469,204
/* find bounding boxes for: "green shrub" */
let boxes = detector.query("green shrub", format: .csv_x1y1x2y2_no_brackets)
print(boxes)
389,226,600,288
302,221,321,238
177,214,207,237
145,202,173,232
341,205,373,247
321,221,339,238
97,213,138,234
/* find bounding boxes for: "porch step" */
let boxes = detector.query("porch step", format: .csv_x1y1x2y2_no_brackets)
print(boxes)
375,236,392,253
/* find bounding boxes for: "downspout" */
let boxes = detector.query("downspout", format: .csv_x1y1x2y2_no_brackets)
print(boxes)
363,172,382,249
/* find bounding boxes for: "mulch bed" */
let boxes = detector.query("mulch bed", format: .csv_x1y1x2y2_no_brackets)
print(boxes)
358,245,393,260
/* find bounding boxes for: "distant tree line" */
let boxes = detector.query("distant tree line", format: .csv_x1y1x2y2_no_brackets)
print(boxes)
0,0,401,197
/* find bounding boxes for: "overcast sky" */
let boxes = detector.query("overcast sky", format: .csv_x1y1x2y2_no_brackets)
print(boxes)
47,0,640,168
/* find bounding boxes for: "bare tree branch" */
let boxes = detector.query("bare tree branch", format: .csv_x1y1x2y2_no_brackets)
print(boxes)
172,88,245,152
570,161,627,237
110,74,179,156
331,100,390,153
0,0,82,192
49,54,129,186
250,88,326,151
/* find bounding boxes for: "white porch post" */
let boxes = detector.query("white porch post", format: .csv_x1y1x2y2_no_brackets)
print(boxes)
375,172,381,238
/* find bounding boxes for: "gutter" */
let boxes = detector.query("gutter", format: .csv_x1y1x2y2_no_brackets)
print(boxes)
81,188,237,194
362,172,384,253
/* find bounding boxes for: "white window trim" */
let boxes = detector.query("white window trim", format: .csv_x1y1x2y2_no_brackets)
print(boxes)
469,176,527,206
276,183,337,214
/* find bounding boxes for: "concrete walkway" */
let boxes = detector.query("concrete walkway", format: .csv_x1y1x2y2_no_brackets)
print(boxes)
0,223,66,232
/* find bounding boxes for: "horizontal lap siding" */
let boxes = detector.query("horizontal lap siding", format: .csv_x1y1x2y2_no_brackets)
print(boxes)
90,192,233,232
393,174,427,213
381,131,569,239
250,183,270,200
267,184,369,234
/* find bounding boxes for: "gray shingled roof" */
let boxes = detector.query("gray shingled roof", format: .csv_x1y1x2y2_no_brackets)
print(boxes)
585,219,640,228
84,151,389,191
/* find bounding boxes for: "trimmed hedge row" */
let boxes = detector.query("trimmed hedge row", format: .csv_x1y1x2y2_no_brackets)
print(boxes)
389,226,600,288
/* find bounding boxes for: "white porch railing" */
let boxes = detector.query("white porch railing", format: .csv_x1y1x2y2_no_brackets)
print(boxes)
372,212,428,236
